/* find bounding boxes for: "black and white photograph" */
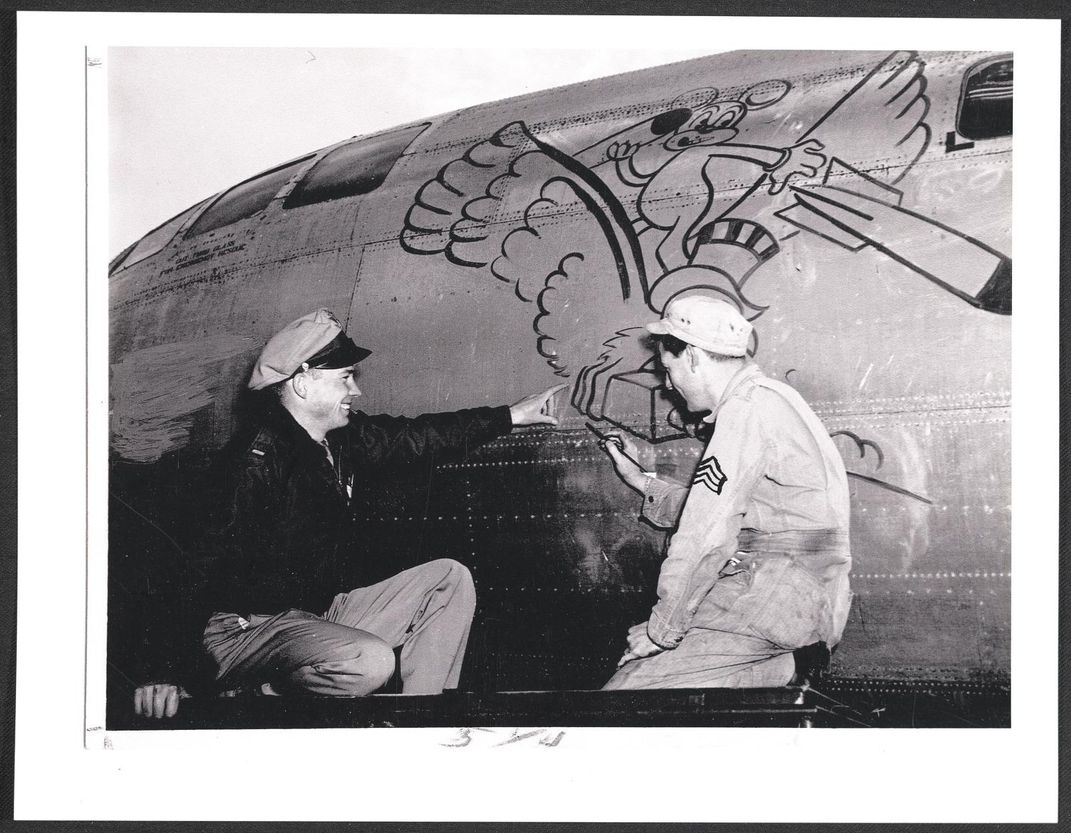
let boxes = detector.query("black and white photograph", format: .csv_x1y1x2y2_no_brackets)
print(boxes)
12,10,1060,824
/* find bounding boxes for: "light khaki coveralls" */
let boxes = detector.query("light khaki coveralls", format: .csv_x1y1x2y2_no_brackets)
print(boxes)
605,363,852,689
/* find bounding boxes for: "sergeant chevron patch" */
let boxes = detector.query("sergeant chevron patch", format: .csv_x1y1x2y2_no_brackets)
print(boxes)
693,455,727,494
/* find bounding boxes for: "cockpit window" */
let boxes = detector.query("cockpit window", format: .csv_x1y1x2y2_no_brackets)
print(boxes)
284,124,428,210
186,157,312,237
110,200,208,274
957,56,1012,141
109,242,137,276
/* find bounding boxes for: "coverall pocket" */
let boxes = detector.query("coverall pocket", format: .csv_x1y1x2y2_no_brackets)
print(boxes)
745,555,830,649
700,568,751,620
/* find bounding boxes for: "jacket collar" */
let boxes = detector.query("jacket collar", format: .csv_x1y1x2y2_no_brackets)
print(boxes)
259,399,331,459
701,361,764,423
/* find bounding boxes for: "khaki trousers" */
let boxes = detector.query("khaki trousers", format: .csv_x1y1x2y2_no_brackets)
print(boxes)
202,558,476,696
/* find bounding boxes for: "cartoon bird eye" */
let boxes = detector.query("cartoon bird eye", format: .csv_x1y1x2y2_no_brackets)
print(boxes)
691,113,714,132
693,106,742,133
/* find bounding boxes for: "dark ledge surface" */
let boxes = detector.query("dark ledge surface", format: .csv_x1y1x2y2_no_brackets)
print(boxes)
107,678,1010,731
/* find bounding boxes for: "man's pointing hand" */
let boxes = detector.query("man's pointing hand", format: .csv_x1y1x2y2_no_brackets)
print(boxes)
510,384,568,427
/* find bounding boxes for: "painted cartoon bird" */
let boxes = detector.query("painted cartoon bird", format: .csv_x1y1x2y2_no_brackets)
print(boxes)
400,51,935,431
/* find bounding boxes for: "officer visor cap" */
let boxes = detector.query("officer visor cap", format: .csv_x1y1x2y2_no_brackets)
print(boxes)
646,295,752,357
248,309,371,390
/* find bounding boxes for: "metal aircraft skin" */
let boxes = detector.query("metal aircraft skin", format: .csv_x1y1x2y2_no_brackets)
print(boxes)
109,50,1012,696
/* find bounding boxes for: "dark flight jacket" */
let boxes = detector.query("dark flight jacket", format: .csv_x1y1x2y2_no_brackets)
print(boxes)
153,400,513,690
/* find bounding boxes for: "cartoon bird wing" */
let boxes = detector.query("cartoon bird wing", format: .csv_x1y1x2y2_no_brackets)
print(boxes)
723,49,932,228
401,122,538,268
798,49,931,185
704,48,934,281
402,120,650,367
402,121,646,293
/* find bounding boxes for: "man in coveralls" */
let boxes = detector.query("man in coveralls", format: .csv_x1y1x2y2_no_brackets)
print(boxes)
134,309,563,717
597,295,852,688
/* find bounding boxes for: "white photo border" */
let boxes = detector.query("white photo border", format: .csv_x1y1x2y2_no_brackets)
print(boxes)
15,11,1060,823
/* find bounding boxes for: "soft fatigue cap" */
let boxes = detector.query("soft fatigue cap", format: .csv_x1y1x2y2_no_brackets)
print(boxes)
647,295,752,357
248,309,371,390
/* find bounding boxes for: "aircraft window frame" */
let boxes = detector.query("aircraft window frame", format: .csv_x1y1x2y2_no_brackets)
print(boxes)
185,156,314,238
283,123,429,210
956,55,1012,141
109,199,209,275
109,241,137,276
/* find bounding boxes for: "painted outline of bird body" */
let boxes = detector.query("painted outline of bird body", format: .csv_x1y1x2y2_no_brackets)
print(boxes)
400,51,943,431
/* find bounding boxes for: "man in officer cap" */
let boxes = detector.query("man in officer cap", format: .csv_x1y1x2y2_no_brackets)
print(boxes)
134,309,563,718
594,294,852,689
